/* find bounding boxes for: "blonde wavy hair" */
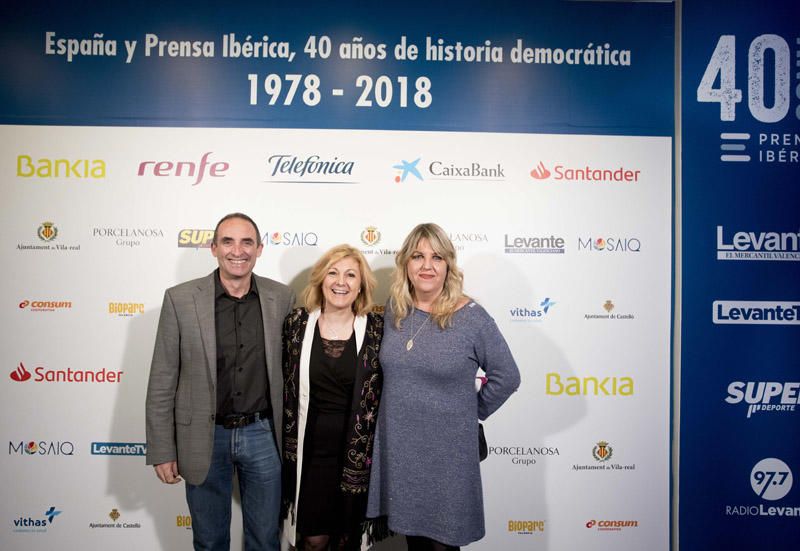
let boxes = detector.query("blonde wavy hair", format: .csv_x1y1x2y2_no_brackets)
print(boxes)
390,223,465,329
303,244,376,316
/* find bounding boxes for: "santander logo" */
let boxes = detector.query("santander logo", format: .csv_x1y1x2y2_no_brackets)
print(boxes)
530,162,551,179
10,362,32,382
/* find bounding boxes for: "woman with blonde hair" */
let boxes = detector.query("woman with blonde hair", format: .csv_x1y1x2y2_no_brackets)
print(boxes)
281,244,383,551
367,223,520,551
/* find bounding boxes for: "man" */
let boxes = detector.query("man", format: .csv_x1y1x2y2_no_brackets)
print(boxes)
146,213,295,551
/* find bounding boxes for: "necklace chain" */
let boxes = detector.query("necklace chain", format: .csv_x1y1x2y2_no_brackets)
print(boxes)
406,309,431,351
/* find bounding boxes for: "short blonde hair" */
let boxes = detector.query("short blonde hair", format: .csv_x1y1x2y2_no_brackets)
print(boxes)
390,223,465,328
303,244,376,316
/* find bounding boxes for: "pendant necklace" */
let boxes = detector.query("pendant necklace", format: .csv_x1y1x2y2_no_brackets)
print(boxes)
406,309,431,351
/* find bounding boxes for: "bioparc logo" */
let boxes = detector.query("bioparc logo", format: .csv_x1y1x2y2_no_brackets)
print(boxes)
584,300,635,321
19,299,72,312
392,158,423,183
137,152,229,186
177,514,193,530
488,444,560,466
585,519,639,532
713,301,800,325
89,508,142,529
265,231,319,247
17,222,81,252
507,520,545,535
9,362,123,383
265,154,356,184
12,506,62,533
725,381,798,419
90,442,146,456
577,236,641,253
572,440,636,472
510,297,556,322
108,302,145,317
9,440,75,456
716,226,800,261
177,229,214,249
529,160,641,183
726,457,800,518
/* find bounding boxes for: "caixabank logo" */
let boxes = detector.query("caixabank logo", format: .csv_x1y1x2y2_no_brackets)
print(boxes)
725,381,798,418
529,160,640,183
11,506,62,533
427,157,506,182
392,158,423,183
9,362,123,383
716,226,800,261
713,301,800,325
572,440,635,472
725,458,800,518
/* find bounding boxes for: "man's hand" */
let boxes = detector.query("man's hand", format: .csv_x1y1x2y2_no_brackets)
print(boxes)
154,461,182,484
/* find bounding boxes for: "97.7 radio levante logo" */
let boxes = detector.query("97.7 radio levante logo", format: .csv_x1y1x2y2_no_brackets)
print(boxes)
697,33,799,163
726,458,800,518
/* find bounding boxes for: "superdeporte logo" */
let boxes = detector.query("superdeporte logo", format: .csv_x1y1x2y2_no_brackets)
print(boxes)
529,161,640,182
178,229,214,248
713,301,800,325
725,381,798,418
716,226,800,261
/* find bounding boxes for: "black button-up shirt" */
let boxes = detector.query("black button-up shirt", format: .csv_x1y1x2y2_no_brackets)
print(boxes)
214,270,271,417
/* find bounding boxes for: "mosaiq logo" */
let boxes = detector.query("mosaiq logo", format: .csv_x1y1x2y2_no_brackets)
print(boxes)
726,458,800,518
9,440,75,456
265,231,319,247
137,152,229,186
266,154,356,183
725,381,799,418
716,226,800,261
577,236,641,253
529,160,640,182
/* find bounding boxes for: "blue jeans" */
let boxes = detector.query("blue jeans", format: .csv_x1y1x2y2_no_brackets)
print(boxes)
185,419,281,551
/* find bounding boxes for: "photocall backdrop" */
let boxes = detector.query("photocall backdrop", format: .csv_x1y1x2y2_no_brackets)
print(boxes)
0,1,675,549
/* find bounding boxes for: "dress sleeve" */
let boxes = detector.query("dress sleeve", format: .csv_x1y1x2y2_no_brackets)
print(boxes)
474,315,521,420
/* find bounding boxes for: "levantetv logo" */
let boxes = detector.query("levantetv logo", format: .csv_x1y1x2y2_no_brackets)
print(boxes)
725,381,798,418
12,506,62,533
716,226,800,261
91,442,146,456
713,301,800,325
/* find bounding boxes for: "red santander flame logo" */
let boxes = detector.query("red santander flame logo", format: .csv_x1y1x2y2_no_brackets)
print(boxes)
530,161,551,180
10,362,32,382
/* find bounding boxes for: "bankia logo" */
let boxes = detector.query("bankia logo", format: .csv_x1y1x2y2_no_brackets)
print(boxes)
726,458,800,518
392,158,423,183
725,381,799,418
18,222,81,252
12,506,62,533
577,236,641,253
266,154,356,184
17,153,105,179
137,152,229,186
572,440,636,472
504,233,565,254
9,440,75,456
92,227,165,248
546,373,634,396
489,444,560,466
177,229,214,248
90,442,146,456
19,299,72,312
265,231,319,247
510,297,556,322
716,226,800,261
9,361,123,383
529,160,640,182
428,158,505,181
713,301,800,325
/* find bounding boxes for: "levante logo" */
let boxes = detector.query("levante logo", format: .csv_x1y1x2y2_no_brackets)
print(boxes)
716,226,800,261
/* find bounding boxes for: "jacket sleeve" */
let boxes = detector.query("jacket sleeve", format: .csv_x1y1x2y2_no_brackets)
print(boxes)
145,289,181,465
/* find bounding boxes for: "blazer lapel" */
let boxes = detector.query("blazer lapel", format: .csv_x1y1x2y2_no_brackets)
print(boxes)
193,274,217,390
256,276,278,372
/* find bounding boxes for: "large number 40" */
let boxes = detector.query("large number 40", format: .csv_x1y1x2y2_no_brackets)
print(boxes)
697,34,790,123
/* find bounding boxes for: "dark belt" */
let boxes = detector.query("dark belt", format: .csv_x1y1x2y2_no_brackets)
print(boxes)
216,409,271,429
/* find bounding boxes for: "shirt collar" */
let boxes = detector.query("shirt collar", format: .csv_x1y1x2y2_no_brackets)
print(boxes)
214,269,259,300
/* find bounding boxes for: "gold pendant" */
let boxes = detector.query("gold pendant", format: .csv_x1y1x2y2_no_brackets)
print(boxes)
406,339,414,351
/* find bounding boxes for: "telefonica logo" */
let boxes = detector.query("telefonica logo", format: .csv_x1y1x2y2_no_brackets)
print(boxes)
725,381,799,418
137,152,229,186
529,161,640,182
266,154,356,183
712,301,800,325
716,226,800,261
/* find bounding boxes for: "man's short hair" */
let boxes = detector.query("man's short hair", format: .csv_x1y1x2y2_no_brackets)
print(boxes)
213,213,262,246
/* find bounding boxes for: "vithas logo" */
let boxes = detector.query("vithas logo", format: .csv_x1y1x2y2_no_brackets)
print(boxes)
10,362,31,382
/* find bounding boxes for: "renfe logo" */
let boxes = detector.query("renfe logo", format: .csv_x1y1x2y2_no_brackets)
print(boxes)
713,301,800,325
138,152,229,186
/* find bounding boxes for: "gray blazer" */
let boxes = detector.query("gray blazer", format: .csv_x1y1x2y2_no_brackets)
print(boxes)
145,272,296,485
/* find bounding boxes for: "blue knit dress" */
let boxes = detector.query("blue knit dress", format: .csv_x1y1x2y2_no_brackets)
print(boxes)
366,301,520,546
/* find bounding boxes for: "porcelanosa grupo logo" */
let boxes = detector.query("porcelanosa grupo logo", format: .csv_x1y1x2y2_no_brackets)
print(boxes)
265,154,356,184
488,443,560,466
392,158,423,183
726,458,800,518
9,361,123,383
92,226,165,248
12,506,62,533
509,297,556,322
529,160,640,182
713,301,800,325
716,226,800,261
448,231,489,251
725,381,799,418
